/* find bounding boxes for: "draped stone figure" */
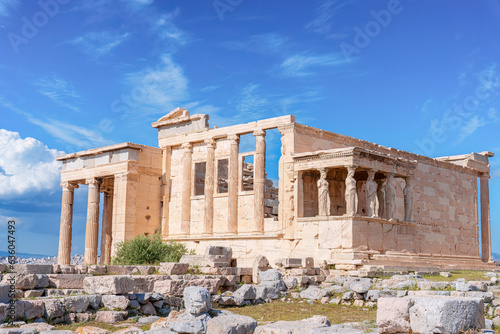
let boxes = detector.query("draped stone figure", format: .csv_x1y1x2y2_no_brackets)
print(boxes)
365,170,378,217
376,178,386,218
385,173,396,220
317,168,330,216
404,177,413,221
345,166,358,215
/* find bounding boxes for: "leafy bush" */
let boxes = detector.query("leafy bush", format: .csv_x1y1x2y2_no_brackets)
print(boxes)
111,234,188,265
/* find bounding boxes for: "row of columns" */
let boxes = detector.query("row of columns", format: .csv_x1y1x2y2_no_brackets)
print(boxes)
316,166,414,221
58,177,114,265
176,130,267,236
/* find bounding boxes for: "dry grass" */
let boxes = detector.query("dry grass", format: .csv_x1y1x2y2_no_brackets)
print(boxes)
220,300,377,325
422,270,490,282
54,320,152,332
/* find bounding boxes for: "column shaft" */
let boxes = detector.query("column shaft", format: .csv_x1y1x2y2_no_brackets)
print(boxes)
84,178,101,265
203,139,215,235
180,143,192,235
100,187,113,265
480,174,492,262
161,146,172,237
58,182,78,265
228,134,240,234
254,130,266,233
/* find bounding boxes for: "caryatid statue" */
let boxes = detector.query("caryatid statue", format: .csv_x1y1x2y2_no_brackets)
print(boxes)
376,178,386,218
385,173,396,220
365,170,378,217
345,166,358,215
317,168,330,216
404,177,413,221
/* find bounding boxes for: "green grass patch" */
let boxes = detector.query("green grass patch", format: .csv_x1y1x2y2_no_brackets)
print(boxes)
422,270,489,282
221,300,376,325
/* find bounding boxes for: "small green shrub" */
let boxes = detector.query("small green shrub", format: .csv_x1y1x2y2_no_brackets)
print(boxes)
111,234,188,265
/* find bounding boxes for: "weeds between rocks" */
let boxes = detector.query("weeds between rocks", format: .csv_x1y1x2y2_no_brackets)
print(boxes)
220,300,377,325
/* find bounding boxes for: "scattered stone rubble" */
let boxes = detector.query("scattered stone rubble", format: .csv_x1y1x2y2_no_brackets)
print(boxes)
0,247,499,334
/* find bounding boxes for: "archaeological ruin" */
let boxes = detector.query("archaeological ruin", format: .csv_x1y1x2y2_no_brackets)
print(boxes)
56,108,495,270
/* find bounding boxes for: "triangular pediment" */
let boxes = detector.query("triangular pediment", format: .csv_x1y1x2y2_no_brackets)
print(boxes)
155,107,189,123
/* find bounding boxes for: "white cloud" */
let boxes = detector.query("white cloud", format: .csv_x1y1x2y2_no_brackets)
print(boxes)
493,168,500,178
280,53,348,77
69,31,130,58
458,115,486,141
34,76,80,112
0,130,62,199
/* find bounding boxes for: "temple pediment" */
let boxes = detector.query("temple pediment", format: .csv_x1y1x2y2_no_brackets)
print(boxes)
152,107,210,137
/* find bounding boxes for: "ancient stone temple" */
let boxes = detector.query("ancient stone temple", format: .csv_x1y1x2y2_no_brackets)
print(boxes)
57,108,495,269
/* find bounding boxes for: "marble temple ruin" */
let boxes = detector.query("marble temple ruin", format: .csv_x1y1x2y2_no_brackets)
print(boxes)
56,108,495,269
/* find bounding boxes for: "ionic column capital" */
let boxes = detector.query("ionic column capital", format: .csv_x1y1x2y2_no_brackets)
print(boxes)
204,138,216,148
480,173,490,180
61,182,79,190
181,142,193,151
253,129,266,137
85,178,101,187
227,134,240,143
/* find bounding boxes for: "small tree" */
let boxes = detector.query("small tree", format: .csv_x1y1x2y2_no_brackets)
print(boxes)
111,234,188,265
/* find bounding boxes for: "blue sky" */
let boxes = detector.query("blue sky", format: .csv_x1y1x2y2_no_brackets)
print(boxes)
0,0,499,257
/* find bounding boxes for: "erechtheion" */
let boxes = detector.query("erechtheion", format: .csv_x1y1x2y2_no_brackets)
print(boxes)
56,108,495,269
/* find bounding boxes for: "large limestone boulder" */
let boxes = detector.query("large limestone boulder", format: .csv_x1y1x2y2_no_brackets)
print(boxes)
300,286,330,300
184,286,211,315
48,274,91,289
206,314,257,334
83,276,134,295
1,274,38,290
377,296,485,334
63,295,90,313
166,310,211,333
0,284,10,303
232,284,256,300
102,295,130,311
159,263,189,275
409,297,484,334
95,311,125,323
43,299,66,319
377,298,412,334
154,278,224,296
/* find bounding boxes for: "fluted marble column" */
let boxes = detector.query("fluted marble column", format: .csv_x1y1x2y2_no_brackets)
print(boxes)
99,184,113,265
58,182,79,265
227,134,240,234
203,139,215,235
254,129,266,233
84,178,101,265
480,173,492,263
181,143,193,235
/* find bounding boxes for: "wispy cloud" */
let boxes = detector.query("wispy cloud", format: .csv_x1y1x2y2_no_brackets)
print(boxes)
68,31,130,58
0,0,17,17
280,52,348,77
223,33,289,56
0,95,112,150
123,54,188,113
305,0,352,39
151,9,189,51
34,76,80,112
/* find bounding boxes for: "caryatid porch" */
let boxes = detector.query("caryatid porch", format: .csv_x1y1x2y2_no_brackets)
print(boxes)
56,143,162,265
